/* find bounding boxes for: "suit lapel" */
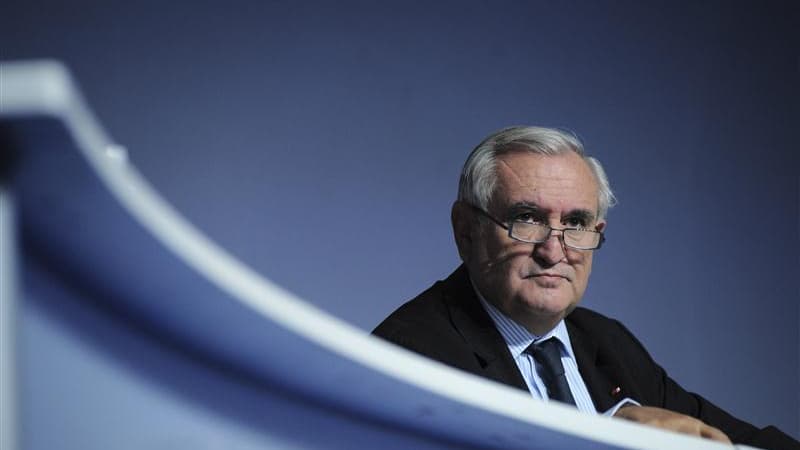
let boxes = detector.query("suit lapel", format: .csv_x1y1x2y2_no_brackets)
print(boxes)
567,317,629,412
442,267,529,392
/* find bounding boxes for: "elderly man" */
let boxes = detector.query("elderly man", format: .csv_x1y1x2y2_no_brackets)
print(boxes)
373,126,798,450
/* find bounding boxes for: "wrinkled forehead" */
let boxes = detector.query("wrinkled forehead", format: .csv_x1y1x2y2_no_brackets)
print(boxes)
491,151,600,215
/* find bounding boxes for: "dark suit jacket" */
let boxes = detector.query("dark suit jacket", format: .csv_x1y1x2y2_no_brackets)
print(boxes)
373,266,798,450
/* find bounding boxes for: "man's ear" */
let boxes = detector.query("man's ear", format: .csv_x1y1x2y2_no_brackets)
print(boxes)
595,219,607,233
451,201,473,263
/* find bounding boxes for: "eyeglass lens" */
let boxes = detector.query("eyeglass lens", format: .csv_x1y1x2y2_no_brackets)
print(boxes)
510,223,600,249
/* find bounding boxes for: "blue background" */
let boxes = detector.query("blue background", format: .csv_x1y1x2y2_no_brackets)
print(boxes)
4,0,798,442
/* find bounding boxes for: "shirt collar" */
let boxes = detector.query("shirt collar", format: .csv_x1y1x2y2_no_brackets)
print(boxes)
470,278,576,360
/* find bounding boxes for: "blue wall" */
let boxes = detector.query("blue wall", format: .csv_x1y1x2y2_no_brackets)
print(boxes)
4,0,798,440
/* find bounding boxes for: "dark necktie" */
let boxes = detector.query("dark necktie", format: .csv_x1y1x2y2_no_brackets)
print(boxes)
527,337,576,406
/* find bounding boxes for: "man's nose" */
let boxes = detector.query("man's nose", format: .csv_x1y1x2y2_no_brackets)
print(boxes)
533,230,567,265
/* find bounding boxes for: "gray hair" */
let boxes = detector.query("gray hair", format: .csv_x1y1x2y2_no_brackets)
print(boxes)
457,126,617,220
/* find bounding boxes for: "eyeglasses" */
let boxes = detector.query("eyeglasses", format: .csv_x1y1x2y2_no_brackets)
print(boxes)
468,204,605,250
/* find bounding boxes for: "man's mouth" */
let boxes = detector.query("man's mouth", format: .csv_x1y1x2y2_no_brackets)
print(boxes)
528,272,570,281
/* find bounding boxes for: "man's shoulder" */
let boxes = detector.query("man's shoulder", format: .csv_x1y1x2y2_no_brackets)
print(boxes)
566,306,662,375
567,306,618,328
372,273,454,339
371,266,484,362
566,306,644,347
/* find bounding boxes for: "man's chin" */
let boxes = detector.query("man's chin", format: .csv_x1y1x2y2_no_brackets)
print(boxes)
519,294,578,322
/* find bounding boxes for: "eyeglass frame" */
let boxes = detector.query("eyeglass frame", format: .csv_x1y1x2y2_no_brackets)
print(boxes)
466,203,606,250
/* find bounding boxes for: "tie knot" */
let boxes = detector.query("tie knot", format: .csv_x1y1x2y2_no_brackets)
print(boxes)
527,337,565,377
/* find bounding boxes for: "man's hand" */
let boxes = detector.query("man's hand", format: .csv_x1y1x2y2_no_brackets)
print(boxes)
614,405,732,444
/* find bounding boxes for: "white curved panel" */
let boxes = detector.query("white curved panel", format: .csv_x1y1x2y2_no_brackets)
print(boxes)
1,60,740,450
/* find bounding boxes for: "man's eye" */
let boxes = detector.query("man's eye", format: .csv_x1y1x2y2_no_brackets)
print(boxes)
514,213,539,223
564,218,588,228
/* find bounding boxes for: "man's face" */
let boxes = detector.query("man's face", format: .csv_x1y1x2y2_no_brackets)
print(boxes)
454,151,605,334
